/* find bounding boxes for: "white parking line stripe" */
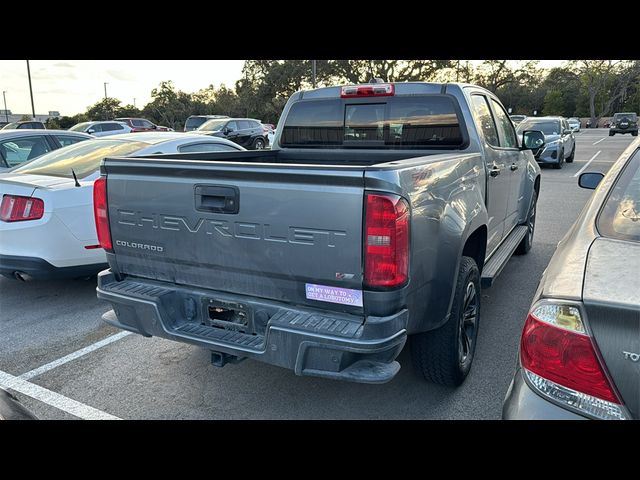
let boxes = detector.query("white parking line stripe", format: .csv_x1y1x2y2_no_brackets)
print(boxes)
593,138,606,145
20,331,131,381
0,370,120,420
574,150,601,177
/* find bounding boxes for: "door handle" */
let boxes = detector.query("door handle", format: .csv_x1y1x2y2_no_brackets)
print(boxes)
510,164,519,171
489,166,501,177
195,185,239,214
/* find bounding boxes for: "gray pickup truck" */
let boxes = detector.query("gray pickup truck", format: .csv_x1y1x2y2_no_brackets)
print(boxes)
95,81,543,386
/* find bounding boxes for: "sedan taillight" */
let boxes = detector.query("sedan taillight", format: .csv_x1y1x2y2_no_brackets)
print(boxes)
0,195,44,222
520,302,627,420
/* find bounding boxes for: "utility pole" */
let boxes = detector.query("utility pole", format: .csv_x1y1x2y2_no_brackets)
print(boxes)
26,60,36,120
312,60,317,88
104,82,108,100
2,91,8,123
133,98,136,108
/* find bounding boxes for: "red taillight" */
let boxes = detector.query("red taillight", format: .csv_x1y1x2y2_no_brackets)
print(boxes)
0,195,44,222
93,177,112,251
364,193,409,289
341,84,395,98
520,313,620,404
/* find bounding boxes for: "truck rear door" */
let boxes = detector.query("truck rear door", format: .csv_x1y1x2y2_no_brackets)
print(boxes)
104,158,366,314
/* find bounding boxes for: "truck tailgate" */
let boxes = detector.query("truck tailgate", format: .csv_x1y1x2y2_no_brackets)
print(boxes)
103,158,366,314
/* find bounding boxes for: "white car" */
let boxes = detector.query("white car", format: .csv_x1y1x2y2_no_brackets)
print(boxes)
69,121,132,137
0,132,245,280
568,118,581,132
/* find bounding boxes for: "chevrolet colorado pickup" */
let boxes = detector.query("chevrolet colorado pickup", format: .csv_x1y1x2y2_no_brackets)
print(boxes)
95,81,544,386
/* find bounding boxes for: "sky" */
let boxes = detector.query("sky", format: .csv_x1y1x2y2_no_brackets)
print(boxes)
0,60,569,116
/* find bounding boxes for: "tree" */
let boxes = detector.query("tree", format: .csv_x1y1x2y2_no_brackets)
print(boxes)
543,90,564,115
86,97,121,121
141,80,194,130
570,60,638,125
473,61,540,93
117,104,141,118
540,67,581,116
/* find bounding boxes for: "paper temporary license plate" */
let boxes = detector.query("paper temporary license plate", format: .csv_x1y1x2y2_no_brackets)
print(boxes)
305,283,363,307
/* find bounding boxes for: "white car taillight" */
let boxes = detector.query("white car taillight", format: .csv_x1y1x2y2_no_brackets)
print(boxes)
520,301,627,420
0,195,44,222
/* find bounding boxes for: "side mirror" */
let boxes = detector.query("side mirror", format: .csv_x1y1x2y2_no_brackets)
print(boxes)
151,125,157,129
579,172,604,190
522,130,545,154
87,128,95,134
563,129,572,135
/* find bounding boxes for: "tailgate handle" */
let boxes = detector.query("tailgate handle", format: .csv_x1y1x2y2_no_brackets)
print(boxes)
195,185,239,214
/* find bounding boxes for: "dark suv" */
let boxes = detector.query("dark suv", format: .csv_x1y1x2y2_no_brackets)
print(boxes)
195,117,268,149
1,120,46,130
609,112,638,136
184,115,229,132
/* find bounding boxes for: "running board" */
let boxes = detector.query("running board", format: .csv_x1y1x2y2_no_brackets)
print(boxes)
481,225,528,288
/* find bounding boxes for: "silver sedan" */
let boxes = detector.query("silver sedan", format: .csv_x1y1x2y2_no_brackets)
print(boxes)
503,137,640,420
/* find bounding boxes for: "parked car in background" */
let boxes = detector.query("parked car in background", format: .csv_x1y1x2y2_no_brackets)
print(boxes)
568,117,581,132
1,121,46,130
0,133,245,281
609,112,638,136
0,130,92,171
516,116,575,169
510,115,527,125
114,117,173,132
503,137,640,420
184,115,229,132
69,121,132,137
195,117,268,149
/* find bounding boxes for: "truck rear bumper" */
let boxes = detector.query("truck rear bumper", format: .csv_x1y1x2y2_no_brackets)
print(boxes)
97,270,407,384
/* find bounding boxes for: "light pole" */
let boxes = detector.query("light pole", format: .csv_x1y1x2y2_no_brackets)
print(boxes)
133,98,136,108
104,82,108,100
26,60,36,120
312,60,317,88
2,91,8,123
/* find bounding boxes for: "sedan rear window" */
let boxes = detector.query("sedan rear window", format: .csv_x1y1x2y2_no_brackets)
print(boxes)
11,139,149,179
281,95,465,148
598,149,640,242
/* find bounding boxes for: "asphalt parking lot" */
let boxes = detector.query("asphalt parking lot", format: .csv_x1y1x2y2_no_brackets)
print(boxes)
0,128,636,420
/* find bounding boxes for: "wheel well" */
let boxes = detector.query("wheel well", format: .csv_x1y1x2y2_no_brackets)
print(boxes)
534,175,541,198
462,226,487,274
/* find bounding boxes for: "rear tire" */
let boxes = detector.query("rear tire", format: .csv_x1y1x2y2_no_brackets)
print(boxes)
515,190,537,255
609,131,615,136
633,131,638,137
411,256,480,387
252,138,265,150
566,145,575,163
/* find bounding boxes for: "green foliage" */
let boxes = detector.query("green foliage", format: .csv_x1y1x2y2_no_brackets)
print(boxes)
67,60,640,131
543,90,565,115
86,97,121,121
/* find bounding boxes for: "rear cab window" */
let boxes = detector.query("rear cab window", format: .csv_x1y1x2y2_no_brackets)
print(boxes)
281,95,465,149
598,149,640,242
